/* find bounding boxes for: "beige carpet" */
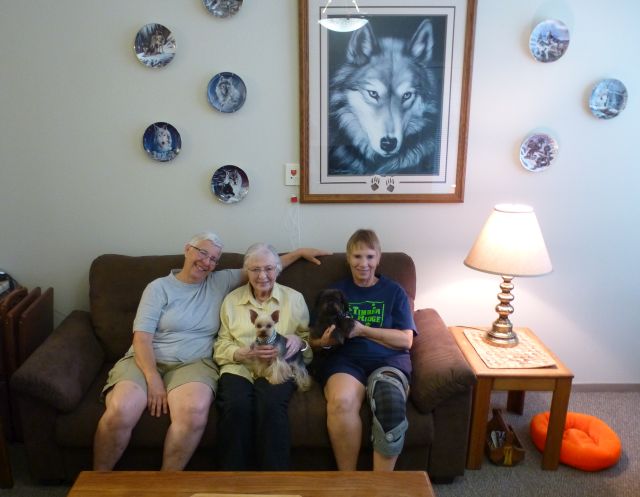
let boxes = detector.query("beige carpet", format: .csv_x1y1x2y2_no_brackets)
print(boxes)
433,390,639,497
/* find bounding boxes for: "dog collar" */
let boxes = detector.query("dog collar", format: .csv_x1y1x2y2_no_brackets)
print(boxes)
255,329,277,346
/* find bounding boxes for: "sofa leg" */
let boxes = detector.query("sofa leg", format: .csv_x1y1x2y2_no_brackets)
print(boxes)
429,476,455,484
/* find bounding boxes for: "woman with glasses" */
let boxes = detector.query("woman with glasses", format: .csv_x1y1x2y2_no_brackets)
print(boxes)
214,243,312,470
93,233,326,472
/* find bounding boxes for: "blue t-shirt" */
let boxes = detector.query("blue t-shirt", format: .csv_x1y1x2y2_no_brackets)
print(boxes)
319,275,416,381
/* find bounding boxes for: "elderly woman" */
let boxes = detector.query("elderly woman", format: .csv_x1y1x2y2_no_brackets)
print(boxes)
93,233,325,471
214,243,312,470
311,229,416,471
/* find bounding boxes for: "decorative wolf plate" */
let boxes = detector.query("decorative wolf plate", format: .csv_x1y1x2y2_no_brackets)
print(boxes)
134,23,176,68
202,0,243,18
142,122,181,162
529,19,570,62
589,79,628,119
519,133,558,172
211,165,249,203
207,72,247,113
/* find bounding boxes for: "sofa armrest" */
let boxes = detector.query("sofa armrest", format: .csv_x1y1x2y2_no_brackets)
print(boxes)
11,310,105,412
409,308,476,413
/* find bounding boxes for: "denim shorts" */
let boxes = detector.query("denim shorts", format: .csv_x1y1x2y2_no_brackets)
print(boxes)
314,352,410,387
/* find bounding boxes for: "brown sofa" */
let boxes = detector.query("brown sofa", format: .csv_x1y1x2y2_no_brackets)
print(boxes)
11,252,475,483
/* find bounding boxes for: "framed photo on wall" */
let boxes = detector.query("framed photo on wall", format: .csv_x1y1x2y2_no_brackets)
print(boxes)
299,0,477,203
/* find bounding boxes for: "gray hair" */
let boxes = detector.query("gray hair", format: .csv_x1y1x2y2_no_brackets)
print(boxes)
243,243,282,273
188,232,224,250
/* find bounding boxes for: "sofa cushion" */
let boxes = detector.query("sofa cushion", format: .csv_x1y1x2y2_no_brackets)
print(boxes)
410,309,477,413
56,368,433,452
10,310,104,412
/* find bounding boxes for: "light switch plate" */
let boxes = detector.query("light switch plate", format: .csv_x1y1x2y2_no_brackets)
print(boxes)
285,163,300,186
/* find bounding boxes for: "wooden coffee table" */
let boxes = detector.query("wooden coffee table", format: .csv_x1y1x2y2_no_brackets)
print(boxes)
450,326,573,470
66,470,435,497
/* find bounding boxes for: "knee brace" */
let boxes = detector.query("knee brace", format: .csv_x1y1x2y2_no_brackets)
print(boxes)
366,366,410,457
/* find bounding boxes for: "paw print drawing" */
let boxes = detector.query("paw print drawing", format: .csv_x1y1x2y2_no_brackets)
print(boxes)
370,175,381,191
386,177,396,192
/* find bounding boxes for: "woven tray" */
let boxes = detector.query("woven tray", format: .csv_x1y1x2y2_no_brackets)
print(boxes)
464,328,556,369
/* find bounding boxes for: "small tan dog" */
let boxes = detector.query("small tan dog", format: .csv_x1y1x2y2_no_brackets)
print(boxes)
249,309,311,391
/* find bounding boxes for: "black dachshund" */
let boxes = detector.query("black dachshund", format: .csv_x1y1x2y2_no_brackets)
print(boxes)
312,289,355,345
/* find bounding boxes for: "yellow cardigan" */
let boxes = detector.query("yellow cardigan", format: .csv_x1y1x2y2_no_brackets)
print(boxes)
214,282,312,382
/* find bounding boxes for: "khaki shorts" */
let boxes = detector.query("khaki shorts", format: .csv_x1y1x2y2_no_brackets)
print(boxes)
101,355,220,400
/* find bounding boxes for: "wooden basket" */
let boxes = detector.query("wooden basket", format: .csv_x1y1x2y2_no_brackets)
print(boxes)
485,408,525,466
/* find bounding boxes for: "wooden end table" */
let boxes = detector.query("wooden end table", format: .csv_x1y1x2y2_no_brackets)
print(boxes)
450,326,573,470
66,470,435,497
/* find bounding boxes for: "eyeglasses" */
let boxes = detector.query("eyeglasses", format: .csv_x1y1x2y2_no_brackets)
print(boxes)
189,245,219,264
247,266,277,275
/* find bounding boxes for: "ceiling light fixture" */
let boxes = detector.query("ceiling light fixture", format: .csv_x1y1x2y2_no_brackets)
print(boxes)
318,0,368,33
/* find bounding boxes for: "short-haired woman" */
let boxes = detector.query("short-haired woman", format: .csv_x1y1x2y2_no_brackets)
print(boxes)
311,229,416,471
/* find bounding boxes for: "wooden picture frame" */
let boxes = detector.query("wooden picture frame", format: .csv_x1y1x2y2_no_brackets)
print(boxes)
299,0,477,203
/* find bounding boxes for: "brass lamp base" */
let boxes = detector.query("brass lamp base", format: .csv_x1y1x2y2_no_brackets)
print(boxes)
484,324,519,347
483,275,519,348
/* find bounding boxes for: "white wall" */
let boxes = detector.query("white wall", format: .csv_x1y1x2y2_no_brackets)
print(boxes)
1,0,639,385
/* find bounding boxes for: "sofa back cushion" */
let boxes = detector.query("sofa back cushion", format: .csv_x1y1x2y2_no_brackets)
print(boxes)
90,252,415,362
276,252,416,311
90,253,239,361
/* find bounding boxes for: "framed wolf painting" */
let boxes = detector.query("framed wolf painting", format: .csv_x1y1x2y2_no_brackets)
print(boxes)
299,0,477,203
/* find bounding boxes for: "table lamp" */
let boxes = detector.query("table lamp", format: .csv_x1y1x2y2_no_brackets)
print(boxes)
464,204,552,347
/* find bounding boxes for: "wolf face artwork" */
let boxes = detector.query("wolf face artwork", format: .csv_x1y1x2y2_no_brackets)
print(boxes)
215,75,242,113
328,19,443,176
149,124,177,161
153,124,172,153
220,168,241,200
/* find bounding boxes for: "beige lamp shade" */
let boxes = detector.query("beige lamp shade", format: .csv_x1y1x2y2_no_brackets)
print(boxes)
464,204,552,277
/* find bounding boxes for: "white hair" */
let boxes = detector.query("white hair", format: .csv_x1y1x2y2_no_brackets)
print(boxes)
243,243,282,273
188,232,224,250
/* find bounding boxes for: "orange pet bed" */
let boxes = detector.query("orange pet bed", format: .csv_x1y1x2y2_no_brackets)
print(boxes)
530,412,621,471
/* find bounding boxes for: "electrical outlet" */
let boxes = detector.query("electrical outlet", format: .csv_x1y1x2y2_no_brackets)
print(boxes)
285,163,300,186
